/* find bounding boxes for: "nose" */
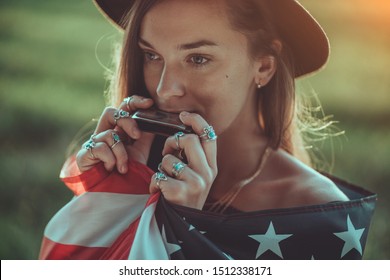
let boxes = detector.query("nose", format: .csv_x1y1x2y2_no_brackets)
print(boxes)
156,63,185,98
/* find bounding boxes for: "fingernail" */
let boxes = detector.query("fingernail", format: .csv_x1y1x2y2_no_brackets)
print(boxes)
180,111,189,117
120,165,127,174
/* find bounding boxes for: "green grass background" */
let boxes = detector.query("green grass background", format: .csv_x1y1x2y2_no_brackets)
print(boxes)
0,0,389,259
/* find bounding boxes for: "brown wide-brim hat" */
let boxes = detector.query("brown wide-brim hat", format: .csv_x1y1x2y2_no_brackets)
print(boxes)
93,0,330,78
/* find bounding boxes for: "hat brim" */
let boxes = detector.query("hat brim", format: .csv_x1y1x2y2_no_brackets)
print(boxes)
93,0,329,78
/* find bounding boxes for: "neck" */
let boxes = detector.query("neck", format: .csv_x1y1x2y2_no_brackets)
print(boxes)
210,99,269,198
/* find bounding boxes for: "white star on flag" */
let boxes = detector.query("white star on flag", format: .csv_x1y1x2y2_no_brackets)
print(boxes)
333,214,365,258
161,225,181,257
249,221,292,259
188,224,206,234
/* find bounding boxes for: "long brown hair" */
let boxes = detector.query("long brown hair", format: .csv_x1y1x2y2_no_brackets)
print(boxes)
224,0,296,151
110,0,316,165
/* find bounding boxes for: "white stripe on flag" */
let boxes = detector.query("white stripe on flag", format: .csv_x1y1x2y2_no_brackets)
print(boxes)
128,202,169,260
44,192,150,247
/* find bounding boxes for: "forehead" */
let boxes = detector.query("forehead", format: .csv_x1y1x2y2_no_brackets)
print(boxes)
140,0,234,44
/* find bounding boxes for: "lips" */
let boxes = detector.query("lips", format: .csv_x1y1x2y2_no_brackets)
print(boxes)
156,105,192,114
154,101,198,115
159,108,187,114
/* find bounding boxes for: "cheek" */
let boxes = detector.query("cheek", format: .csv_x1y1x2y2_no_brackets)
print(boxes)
190,74,247,132
186,73,226,111
143,67,159,96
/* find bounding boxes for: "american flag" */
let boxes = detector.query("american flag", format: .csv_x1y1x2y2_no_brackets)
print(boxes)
39,157,376,260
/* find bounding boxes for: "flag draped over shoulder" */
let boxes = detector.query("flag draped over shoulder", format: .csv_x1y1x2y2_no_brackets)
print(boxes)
39,157,377,260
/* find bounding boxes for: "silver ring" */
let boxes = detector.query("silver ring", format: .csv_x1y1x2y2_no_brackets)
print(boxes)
113,109,130,125
84,139,96,159
172,162,186,178
123,96,133,111
90,133,97,141
199,125,217,142
110,132,121,149
155,172,168,188
174,131,185,149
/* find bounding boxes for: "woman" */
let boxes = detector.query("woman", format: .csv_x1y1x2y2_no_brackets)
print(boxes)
39,0,376,260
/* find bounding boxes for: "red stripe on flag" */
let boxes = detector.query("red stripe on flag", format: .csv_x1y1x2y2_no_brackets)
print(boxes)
100,193,161,259
60,157,154,196
39,237,108,260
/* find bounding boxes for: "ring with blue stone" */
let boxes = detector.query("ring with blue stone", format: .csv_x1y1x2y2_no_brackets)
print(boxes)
155,172,168,188
113,109,130,125
172,162,186,178
84,139,97,159
174,131,185,150
110,132,121,149
199,125,217,142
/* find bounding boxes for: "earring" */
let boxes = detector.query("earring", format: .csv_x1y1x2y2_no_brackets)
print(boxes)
257,83,262,89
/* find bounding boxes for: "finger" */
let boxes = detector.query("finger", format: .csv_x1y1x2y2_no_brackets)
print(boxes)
76,142,116,172
94,106,119,134
93,130,129,174
162,134,209,175
93,107,140,140
120,95,154,113
116,96,154,139
149,171,208,209
149,172,186,201
94,95,154,138
179,112,217,170
160,154,194,181
149,172,170,195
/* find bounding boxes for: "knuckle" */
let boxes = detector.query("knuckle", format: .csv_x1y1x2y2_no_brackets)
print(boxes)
205,170,214,183
96,142,114,160
192,177,207,192
198,170,214,187
96,141,108,152
102,106,115,116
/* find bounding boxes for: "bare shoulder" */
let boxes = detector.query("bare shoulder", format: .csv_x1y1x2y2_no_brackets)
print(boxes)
232,148,349,211
267,149,349,207
294,170,349,205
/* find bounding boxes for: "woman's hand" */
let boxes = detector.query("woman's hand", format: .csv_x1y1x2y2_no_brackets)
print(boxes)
149,112,218,209
76,95,155,174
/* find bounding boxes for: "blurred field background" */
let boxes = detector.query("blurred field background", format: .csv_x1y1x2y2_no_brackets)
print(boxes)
0,0,389,259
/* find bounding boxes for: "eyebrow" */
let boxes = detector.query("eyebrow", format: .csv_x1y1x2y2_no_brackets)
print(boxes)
138,38,218,50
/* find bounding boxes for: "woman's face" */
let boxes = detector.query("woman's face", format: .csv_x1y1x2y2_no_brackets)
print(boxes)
139,0,260,134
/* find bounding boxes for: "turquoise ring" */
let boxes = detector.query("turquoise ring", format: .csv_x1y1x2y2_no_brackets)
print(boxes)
155,172,168,188
172,162,186,178
110,132,121,149
199,126,217,142
113,109,130,125
84,139,97,159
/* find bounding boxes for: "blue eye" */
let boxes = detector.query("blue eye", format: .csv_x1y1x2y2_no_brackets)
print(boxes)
190,55,209,65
